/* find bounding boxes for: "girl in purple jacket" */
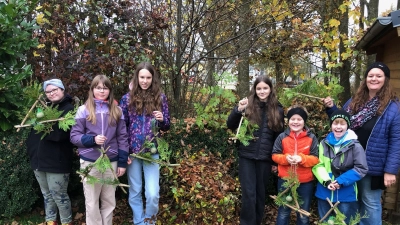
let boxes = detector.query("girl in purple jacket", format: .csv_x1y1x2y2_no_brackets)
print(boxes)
70,75,129,225
120,62,170,225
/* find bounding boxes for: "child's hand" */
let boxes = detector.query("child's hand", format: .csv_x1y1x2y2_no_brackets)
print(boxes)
286,155,297,164
127,157,132,165
327,182,336,190
292,155,302,163
117,167,126,177
331,180,340,189
95,134,107,145
238,97,248,112
153,111,164,122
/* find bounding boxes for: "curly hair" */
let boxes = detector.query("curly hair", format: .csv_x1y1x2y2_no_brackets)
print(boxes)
128,62,162,115
85,75,121,126
245,76,283,132
348,77,397,115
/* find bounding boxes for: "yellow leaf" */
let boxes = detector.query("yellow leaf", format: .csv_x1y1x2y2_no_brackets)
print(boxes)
328,19,340,28
33,51,40,57
37,44,45,49
47,29,55,34
51,47,59,52
36,6,43,10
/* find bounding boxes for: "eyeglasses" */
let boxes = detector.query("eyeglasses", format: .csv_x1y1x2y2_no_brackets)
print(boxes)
44,88,59,95
95,86,110,92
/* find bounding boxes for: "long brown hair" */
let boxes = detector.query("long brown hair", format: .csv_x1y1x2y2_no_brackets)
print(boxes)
128,62,162,115
245,76,283,132
85,75,121,126
348,77,396,115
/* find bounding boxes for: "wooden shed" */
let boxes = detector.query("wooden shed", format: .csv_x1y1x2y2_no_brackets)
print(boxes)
357,10,400,95
356,10,400,222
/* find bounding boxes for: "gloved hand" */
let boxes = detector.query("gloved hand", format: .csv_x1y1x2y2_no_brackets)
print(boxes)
286,155,297,164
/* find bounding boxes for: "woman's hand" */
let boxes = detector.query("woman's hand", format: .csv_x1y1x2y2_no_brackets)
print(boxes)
384,172,397,187
238,97,248,112
322,96,334,108
153,111,164,122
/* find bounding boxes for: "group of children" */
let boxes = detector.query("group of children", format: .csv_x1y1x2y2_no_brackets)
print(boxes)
69,62,169,225
272,106,368,224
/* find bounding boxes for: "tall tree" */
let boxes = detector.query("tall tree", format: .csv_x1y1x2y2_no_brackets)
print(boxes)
236,0,252,98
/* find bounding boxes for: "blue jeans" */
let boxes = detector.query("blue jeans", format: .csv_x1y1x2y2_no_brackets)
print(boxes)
276,179,314,225
317,198,358,224
127,154,160,225
34,171,72,224
358,175,383,225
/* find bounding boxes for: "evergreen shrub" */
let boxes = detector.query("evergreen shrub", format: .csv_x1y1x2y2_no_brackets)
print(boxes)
0,129,39,218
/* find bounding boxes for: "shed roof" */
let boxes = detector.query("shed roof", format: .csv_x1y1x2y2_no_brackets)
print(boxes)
356,10,400,50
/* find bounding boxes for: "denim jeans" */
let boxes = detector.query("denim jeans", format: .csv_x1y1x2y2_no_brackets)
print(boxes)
358,175,383,225
317,198,358,224
276,179,314,225
127,154,160,225
238,157,272,225
34,171,72,224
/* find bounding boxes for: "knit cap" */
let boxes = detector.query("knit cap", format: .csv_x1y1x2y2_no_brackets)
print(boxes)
330,109,351,128
287,107,308,122
365,62,390,78
43,79,65,91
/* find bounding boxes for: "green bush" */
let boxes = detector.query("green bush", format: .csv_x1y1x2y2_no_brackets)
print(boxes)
0,129,39,218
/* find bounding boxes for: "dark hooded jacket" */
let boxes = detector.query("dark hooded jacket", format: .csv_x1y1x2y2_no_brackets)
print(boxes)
26,95,75,173
227,102,284,162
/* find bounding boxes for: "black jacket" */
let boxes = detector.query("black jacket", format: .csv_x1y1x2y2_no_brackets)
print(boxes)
227,102,284,162
26,95,75,173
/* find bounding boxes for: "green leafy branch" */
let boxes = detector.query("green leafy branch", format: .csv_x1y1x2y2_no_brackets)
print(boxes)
131,118,179,167
229,114,259,146
270,167,311,217
77,146,129,193
14,94,77,139
318,197,367,225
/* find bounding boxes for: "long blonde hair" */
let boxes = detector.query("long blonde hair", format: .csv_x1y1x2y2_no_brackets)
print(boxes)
85,75,121,126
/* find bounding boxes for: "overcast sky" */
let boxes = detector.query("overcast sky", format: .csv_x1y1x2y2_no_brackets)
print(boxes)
379,0,397,15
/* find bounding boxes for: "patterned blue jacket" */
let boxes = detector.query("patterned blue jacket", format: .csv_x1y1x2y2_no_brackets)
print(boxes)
327,99,400,175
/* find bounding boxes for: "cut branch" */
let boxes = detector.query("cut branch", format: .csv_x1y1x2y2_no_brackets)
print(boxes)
270,195,311,217
14,118,66,128
17,94,42,132
131,154,180,167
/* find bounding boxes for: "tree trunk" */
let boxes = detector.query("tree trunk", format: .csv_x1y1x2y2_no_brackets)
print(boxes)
236,0,251,98
173,0,183,116
339,0,351,102
366,0,379,70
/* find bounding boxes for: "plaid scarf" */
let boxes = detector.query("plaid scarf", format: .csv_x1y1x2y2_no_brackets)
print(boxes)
346,96,380,130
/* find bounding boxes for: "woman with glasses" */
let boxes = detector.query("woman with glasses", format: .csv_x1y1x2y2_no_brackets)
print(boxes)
120,62,170,225
70,75,129,225
26,78,74,225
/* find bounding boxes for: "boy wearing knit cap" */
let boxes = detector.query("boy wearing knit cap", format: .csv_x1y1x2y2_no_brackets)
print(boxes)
312,109,368,224
272,105,319,225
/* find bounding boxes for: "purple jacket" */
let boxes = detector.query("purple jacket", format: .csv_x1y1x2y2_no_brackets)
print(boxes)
119,93,170,154
70,99,129,168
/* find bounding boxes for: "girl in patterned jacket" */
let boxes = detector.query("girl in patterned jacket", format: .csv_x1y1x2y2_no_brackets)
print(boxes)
272,105,319,225
70,75,129,225
119,62,170,225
